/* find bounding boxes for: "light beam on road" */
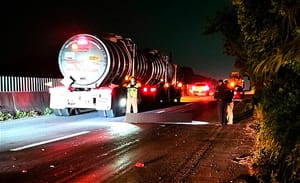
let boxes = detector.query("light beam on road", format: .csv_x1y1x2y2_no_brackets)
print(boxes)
159,121,209,125
10,131,90,151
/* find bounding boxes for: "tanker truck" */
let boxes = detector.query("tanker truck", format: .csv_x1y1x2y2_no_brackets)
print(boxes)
49,33,182,117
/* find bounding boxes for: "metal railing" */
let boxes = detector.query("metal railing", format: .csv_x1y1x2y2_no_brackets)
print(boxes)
0,76,60,92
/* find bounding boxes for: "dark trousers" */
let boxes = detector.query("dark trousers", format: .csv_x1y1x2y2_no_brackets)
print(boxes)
217,100,227,125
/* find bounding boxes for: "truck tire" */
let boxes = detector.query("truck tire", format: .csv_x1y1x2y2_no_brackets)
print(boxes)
53,108,71,116
106,87,126,118
98,109,119,118
105,109,116,118
61,108,72,116
53,109,63,116
71,108,80,115
105,102,124,117
98,110,109,117
107,99,125,117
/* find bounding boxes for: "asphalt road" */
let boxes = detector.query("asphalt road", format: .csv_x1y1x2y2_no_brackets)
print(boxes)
0,95,256,182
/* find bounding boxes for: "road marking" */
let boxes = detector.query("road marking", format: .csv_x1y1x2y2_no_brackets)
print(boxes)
10,131,90,151
154,121,209,125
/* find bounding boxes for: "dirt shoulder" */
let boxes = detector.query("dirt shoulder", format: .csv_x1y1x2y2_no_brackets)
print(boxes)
186,117,259,183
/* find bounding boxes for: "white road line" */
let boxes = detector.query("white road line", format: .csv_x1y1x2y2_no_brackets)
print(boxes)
10,131,90,151
156,121,209,125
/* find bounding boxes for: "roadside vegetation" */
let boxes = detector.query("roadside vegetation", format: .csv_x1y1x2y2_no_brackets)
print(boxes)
204,0,300,182
233,97,253,116
0,107,53,121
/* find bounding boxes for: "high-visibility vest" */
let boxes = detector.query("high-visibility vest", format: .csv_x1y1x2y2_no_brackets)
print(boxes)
127,84,139,98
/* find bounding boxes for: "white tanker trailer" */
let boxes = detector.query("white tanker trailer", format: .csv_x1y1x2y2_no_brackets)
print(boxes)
49,33,182,117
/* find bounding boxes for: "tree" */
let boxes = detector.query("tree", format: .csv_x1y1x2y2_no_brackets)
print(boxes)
204,0,300,182
203,7,248,72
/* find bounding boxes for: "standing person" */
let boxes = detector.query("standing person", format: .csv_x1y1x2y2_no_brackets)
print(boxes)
126,77,139,113
215,79,227,126
225,87,234,125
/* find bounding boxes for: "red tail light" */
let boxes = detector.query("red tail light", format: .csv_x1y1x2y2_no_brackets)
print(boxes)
72,36,89,51
150,87,156,92
142,87,148,93
142,86,157,94
77,36,89,45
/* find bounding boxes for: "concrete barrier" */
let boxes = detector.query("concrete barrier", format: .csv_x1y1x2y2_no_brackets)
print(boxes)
0,92,50,113
125,112,192,123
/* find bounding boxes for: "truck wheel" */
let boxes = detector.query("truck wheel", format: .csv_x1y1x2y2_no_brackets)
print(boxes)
107,99,123,117
105,109,116,118
98,108,118,118
103,98,120,118
53,109,63,116
109,87,126,117
71,108,80,115
53,108,71,116
98,110,108,117
61,108,71,116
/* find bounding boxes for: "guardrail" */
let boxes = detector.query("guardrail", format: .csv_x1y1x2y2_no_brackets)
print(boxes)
0,76,61,113
0,76,60,92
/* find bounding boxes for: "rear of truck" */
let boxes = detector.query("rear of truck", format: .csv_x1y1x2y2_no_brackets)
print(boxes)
49,34,130,117
49,33,182,117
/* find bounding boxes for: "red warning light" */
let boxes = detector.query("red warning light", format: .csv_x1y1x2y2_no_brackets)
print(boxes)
135,161,144,168
77,36,88,45
142,87,148,93
150,87,156,92
142,86,157,95
71,36,89,51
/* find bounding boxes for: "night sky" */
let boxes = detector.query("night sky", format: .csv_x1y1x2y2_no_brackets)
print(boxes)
3,0,234,80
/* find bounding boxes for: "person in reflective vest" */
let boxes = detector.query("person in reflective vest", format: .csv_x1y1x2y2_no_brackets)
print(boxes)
126,77,139,113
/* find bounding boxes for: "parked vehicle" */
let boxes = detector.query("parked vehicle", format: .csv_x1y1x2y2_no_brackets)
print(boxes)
190,82,210,96
226,71,245,100
233,85,244,100
49,33,183,117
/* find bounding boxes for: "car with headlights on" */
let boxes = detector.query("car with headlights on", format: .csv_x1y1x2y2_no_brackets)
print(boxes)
190,82,210,96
